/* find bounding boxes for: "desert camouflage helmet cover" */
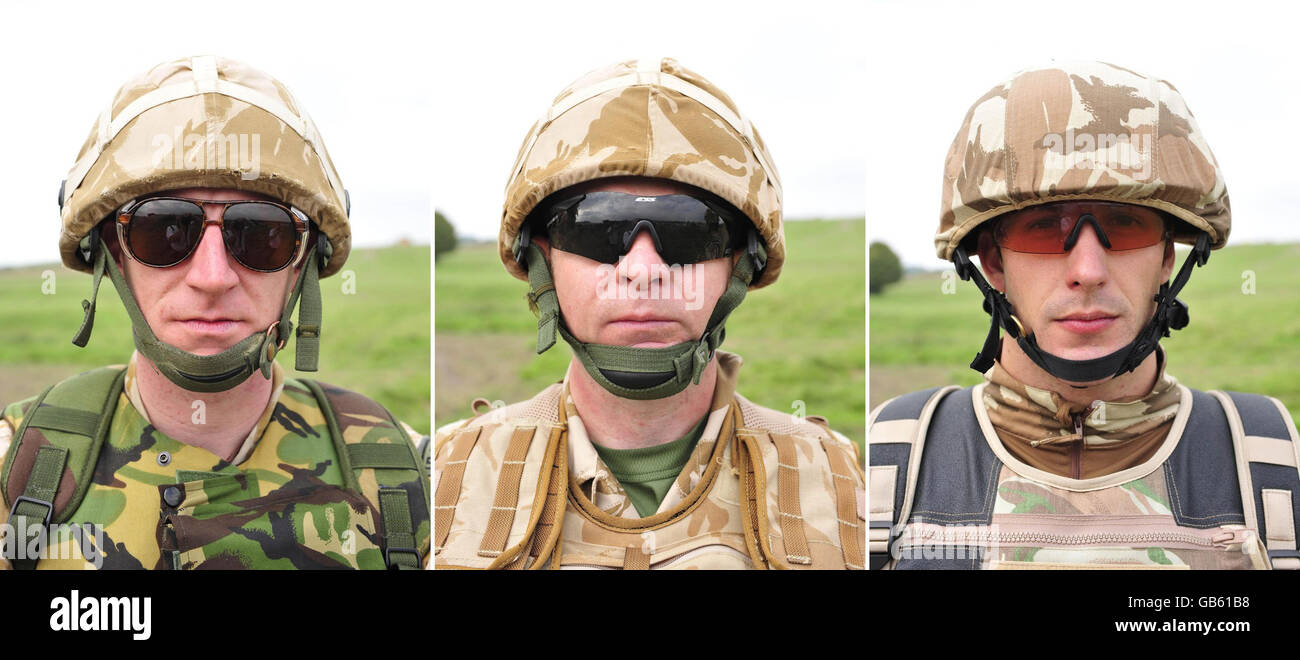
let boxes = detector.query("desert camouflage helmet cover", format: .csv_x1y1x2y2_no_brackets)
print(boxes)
936,60,1231,260
59,55,351,277
500,57,785,288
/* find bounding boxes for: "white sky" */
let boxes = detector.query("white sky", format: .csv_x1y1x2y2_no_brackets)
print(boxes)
0,0,432,268
433,0,868,241
864,0,1300,268
4,1,1292,271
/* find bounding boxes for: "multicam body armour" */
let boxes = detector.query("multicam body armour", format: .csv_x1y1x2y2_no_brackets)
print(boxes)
433,352,865,569
0,360,430,569
869,383,1300,570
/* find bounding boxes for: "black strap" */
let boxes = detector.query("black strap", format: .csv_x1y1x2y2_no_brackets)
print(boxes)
952,232,1210,382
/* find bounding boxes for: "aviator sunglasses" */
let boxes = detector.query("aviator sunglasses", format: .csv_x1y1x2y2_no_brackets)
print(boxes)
994,202,1169,254
117,197,310,272
534,191,749,265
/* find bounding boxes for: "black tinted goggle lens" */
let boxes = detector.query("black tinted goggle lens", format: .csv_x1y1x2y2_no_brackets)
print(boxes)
124,198,301,271
543,192,740,264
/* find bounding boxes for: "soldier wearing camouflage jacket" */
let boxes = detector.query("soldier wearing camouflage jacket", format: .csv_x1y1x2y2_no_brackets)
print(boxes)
434,59,864,570
0,56,430,570
869,62,1300,570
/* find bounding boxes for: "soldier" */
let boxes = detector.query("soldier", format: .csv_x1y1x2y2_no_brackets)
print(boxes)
0,56,430,569
433,58,865,569
869,62,1300,569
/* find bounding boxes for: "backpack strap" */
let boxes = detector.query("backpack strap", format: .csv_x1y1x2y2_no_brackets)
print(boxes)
1211,391,1300,569
867,385,958,569
303,380,430,570
2,366,126,570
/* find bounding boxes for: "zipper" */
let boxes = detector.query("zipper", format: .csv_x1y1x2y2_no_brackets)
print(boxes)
900,517,1255,553
1070,411,1085,479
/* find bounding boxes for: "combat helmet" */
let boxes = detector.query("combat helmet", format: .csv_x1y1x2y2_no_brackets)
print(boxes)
501,57,783,399
937,61,1230,383
60,55,350,392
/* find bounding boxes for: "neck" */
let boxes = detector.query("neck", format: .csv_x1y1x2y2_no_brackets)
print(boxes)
134,352,273,462
999,339,1160,406
567,358,717,450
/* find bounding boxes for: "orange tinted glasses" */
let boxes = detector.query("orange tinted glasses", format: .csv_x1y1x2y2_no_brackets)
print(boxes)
994,202,1167,254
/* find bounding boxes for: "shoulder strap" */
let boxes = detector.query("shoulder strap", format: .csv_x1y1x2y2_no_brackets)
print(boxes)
302,380,430,570
867,386,958,569
2,366,126,570
1211,391,1300,569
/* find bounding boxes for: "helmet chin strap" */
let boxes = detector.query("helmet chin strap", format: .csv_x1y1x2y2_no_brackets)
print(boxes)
519,235,765,401
70,227,326,393
952,232,1211,385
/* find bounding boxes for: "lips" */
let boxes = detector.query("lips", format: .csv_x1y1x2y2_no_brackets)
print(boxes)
178,318,244,334
1055,311,1118,334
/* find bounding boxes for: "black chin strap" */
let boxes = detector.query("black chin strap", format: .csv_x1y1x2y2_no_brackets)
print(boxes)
952,232,1211,384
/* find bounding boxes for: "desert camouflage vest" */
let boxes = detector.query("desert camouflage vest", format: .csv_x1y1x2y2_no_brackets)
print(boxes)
1,366,430,570
434,384,865,569
869,385,1300,570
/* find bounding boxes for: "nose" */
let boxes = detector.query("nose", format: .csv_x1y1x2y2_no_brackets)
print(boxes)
617,230,668,284
184,212,240,293
1064,220,1109,291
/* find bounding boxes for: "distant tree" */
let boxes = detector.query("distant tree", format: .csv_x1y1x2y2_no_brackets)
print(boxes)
435,210,457,261
869,241,903,295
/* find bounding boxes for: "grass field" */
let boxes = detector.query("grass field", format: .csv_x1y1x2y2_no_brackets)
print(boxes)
0,245,431,432
870,242,1300,424
435,219,867,452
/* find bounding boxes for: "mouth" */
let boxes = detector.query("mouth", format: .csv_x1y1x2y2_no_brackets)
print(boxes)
178,318,244,335
1054,311,1118,334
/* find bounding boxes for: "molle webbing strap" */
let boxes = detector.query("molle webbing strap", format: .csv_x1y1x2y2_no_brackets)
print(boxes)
1216,391,1300,569
623,545,650,570
524,243,559,353
434,426,481,552
822,438,864,570
7,447,68,570
526,428,568,569
771,434,812,566
305,379,427,570
477,427,535,558
378,487,419,570
288,245,322,372
733,430,769,569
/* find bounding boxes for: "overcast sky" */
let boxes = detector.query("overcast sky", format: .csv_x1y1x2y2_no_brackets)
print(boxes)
0,1,431,268
432,0,868,241
3,1,1293,272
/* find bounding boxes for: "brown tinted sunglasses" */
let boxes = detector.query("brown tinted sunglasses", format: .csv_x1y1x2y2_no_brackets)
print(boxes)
117,197,310,272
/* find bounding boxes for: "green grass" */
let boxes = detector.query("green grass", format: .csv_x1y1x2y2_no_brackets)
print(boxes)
0,245,431,433
869,242,1300,424
435,219,867,452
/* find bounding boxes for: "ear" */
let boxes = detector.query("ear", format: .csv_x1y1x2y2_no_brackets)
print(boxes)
974,229,1006,292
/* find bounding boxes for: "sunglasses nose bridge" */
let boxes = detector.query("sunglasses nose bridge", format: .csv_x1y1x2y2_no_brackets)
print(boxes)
621,219,664,256
1062,213,1112,251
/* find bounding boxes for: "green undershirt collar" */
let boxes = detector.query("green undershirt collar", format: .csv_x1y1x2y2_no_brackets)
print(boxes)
591,413,710,518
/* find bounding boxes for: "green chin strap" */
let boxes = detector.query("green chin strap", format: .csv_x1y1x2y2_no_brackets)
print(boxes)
522,240,763,401
70,228,327,393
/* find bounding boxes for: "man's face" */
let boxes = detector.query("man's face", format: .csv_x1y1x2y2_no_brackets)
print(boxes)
535,177,736,348
977,201,1176,363
114,188,299,356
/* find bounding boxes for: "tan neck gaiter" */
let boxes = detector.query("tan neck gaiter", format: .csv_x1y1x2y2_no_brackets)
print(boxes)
982,350,1181,479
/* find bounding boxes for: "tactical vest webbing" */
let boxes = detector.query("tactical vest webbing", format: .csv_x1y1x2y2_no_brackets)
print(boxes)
433,386,865,570
1,366,429,570
868,385,1300,570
